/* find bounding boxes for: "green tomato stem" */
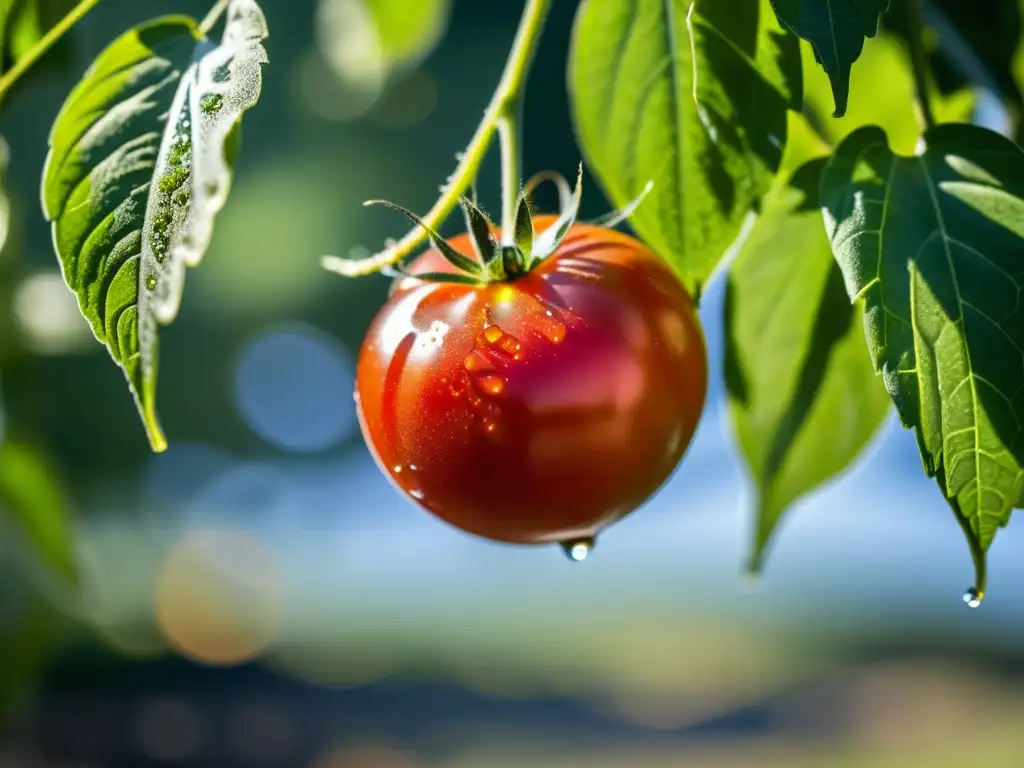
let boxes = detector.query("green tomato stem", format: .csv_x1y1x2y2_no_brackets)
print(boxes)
906,0,936,133
0,0,102,109
323,0,553,277
496,112,521,246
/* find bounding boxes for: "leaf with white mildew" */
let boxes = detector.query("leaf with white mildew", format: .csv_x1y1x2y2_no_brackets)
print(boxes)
41,0,269,451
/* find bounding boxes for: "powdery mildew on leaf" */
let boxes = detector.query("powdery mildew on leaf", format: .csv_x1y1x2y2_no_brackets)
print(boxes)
42,0,268,451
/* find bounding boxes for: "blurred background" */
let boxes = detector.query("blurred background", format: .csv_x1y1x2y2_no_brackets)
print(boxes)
2,0,1024,766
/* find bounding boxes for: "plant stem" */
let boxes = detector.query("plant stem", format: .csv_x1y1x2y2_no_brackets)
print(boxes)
0,0,102,108
200,0,232,36
323,0,553,277
496,114,520,244
906,0,936,132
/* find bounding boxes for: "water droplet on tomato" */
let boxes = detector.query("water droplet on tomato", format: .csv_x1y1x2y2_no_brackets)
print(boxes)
409,489,425,500
963,587,983,608
532,315,566,344
392,465,402,474
463,350,492,372
477,375,505,395
561,537,595,562
408,464,418,471
484,326,504,344
498,335,521,357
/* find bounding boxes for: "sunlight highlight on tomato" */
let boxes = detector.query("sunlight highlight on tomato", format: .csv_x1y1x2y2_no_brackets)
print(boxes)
355,216,707,549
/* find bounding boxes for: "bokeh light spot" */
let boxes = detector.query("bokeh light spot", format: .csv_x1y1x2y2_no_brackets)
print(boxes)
13,271,93,354
155,529,282,666
234,326,355,453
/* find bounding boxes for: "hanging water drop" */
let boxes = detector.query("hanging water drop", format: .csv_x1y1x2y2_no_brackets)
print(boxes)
962,587,983,608
560,537,595,562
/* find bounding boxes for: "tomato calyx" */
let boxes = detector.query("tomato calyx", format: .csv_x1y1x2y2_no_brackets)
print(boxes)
366,165,654,288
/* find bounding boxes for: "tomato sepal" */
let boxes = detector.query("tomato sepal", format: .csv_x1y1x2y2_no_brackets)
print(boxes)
459,196,499,266
364,198,484,277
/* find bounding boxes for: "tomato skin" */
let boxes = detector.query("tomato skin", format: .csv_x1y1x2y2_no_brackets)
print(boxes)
355,216,707,545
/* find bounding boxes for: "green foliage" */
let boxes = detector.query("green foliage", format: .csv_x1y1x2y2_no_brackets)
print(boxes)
1,0,1023,602
365,0,450,67
822,124,1024,594
41,0,269,451
800,32,974,154
0,0,75,73
317,0,451,93
567,0,801,298
0,434,77,585
769,0,889,117
726,126,891,572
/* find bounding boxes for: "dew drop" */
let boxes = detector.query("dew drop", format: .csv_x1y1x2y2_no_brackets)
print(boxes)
408,464,418,471
392,465,403,474
962,587,983,608
499,336,522,356
477,375,505,396
538,317,566,344
409,489,425,500
560,537,595,562
484,326,504,344
463,351,491,372
145,275,157,291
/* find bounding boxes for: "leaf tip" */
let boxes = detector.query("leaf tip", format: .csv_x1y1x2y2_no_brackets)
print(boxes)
144,413,168,453
740,565,763,593
744,543,767,581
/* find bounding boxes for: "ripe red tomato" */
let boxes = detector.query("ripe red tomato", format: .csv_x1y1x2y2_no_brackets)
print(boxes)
355,215,707,549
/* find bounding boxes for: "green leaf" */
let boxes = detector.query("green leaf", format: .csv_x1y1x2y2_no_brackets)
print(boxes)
801,31,975,156
568,0,801,298
769,0,889,117
317,0,451,89
0,0,76,73
0,433,77,585
821,124,1024,597
41,0,269,452
727,155,891,573
365,0,450,67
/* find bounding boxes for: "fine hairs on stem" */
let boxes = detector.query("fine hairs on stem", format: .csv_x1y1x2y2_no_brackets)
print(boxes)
322,0,554,277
